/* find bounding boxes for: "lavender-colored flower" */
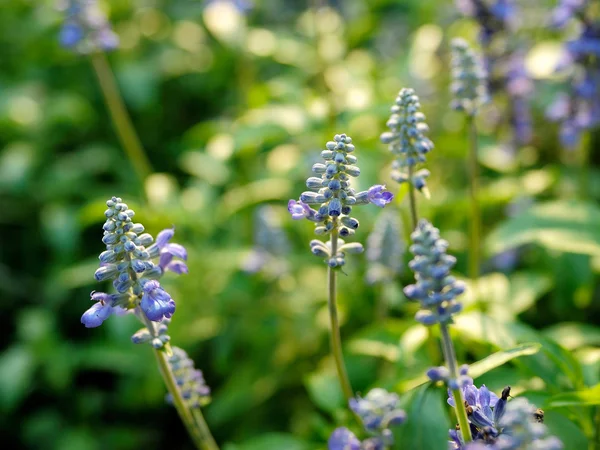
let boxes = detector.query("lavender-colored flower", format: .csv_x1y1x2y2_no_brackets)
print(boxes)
381,88,434,194
81,292,115,328
289,134,392,267
349,388,406,433
328,427,361,450
148,228,189,275
140,280,176,322
551,0,588,28
288,199,316,220
58,0,119,53
404,220,465,326
455,0,516,46
365,185,394,208
84,197,189,327
166,347,211,409
547,5,600,148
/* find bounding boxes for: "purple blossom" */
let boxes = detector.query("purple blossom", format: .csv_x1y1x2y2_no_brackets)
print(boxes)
155,228,189,274
366,185,393,207
81,292,115,328
328,427,361,450
140,280,176,322
287,199,317,220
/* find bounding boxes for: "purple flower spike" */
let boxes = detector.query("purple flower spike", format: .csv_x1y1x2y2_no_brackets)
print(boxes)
287,199,315,220
81,300,114,328
367,185,394,207
141,280,176,322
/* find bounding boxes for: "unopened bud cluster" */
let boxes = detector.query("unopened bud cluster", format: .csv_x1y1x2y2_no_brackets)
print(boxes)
450,38,489,116
82,197,188,329
131,319,171,349
166,347,211,409
380,88,433,194
427,363,471,390
328,388,406,450
288,134,392,267
59,0,119,53
403,220,465,326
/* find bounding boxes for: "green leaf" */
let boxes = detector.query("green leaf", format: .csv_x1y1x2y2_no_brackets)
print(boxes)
543,323,600,351
393,384,449,450
304,370,344,414
0,345,35,412
396,343,540,392
545,384,600,408
468,343,541,378
486,200,600,256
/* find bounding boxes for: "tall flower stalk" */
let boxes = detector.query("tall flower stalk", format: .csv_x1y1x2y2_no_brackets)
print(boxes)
83,197,219,450
380,88,434,231
59,0,152,186
288,134,393,404
450,39,489,281
404,220,473,443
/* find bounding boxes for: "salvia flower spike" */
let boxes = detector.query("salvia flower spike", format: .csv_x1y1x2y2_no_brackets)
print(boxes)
328,388,406,450
450,38,489,116
381,88,434,197
82,197,188,328
289,133,393,267
58,0,119,53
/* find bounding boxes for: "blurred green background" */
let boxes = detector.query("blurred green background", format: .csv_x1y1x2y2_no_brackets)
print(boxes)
2,0,600,449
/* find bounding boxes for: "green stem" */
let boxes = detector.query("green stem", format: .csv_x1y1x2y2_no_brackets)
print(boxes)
90,52,153,186
439,323,472,443
407,165,418,231
140,315,219,450
467,115,480,281
328,225,354,403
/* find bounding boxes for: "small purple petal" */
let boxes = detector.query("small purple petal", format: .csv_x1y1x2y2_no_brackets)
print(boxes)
156,228,175,248
81,302,113,328
328,427,361,450
141,280,176,322
165,260,189,274
164,243,187,260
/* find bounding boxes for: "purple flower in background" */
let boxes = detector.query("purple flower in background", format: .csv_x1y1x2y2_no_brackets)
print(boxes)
140,280,176,322
547,4,600,148
455,0,515,45
58,0,119,53
366,185,394,207
328,427,361,450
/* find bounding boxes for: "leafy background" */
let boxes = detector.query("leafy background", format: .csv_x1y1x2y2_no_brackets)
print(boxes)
1,0,599,449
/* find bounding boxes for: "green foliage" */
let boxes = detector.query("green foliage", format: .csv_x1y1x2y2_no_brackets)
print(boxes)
1,0,599,449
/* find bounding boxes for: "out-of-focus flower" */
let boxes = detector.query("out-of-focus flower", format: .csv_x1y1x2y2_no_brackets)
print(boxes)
381,88,434,194
58,0,119,53
366,210,405,285
166,347,211,409
450,38,489,116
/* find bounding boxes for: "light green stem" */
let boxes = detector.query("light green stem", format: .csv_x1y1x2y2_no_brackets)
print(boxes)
407,165,419,231
140,315,219,450
466,115,481,281
328,225,354,403
440,323,472,443
90,52,153,185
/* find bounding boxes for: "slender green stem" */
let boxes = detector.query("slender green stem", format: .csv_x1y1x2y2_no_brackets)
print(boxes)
328,225,354,403
90,52,153,185
140,315,219,450
191,408,220,450
439,323,472,443
593,406,600,450
406,165,419,231
466,115,480,281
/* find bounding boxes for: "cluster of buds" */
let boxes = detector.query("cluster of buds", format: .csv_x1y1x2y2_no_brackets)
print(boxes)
288,134,393,267
450,38,489,116
166,347,211,409
403,220,466,326
380,88,433,195
81,197,187,328
58,0,119,53
328,389,407,450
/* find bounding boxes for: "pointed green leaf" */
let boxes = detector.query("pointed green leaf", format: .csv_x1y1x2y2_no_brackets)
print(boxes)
545,384,600,408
